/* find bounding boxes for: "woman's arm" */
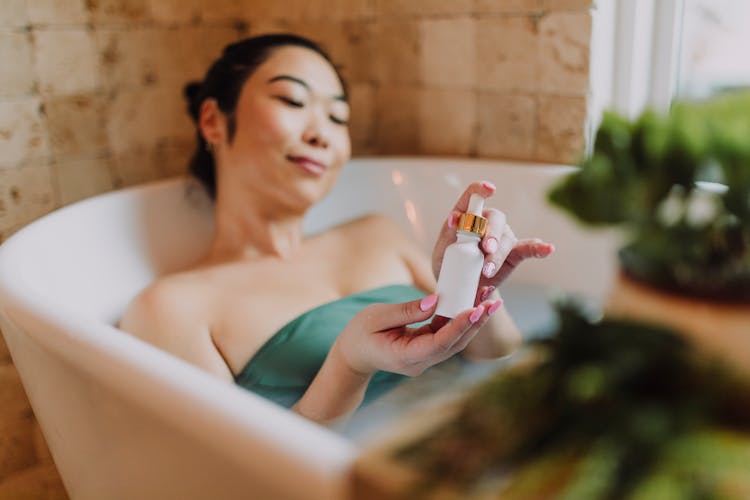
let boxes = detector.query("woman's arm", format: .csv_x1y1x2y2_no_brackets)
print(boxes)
291,341,372,425
291,294,497,425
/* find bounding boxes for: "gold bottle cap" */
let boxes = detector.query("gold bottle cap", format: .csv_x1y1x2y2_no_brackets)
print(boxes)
458,212,488,237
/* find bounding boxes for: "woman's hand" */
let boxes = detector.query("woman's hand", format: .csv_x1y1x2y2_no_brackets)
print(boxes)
432,181,555,302
333,294,503,378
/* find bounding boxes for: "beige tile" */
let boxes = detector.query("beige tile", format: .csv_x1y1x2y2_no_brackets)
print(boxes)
377,0,474,16
477,16,539,93
157,139,194,178
106,86,193,154
373,20,421,85
0,164,57,229
220,0,286,22
375,86,420,154
0,98,49,169
97,28,219,89
0,365,32,417
33,29,100,96
281,19,374,83
477,93,536,159
0,0,28,28
349,82,375,154
87,0,149,24
246,19,292,37
0,463,68,500
112,143,188,188
419,88,476,155
337,21,377,83
294,0,376,20
538,11,591,95
27,0,88,25
0,31,34,98
54,156,115,205
112,148,162,188
202,0,252,22
0,412,36,479
535,94,586,163
421,17,475,87
189,27,245,81
146,0,201,24
44,95,108,159
475,0,541,14
541,0,593,11
0,334,9,364
31,419,54,465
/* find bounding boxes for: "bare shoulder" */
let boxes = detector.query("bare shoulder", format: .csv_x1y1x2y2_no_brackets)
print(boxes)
119,273,232,379
119,273,207,338
336,213,412,245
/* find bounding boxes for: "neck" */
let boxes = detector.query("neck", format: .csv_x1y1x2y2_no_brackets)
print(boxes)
203,182,306,263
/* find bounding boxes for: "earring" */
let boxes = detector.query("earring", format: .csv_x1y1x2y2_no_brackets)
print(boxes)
205,142,214,153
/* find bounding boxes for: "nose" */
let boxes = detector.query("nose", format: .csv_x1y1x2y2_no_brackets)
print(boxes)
302,113,329,149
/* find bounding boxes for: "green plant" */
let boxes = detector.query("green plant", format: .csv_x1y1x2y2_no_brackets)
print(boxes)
548,92,750,299
395,303,750,499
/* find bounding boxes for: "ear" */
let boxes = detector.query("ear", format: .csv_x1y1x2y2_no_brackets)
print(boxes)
198,98,227,146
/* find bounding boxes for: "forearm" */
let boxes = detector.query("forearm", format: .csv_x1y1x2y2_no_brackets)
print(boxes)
292,340,373,425
462,290,522,360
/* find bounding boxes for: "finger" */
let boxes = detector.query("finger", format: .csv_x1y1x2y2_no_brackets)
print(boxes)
360,294,438,332
479,209,510,279
474,285,496,305
410,304,484,355
450,180,496,214
493,239,555,283
452,299,502,352
506,238,555,266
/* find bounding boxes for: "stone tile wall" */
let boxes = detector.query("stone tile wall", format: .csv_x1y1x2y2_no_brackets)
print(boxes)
0,1,592,497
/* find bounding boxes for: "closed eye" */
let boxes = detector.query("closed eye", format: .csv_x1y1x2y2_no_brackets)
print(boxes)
276,96,304,108
330,115,348,126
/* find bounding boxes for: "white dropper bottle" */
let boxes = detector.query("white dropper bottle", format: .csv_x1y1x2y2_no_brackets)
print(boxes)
434,193,488,319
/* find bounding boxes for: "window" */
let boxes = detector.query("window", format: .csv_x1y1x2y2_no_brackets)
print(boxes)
675,0,750,99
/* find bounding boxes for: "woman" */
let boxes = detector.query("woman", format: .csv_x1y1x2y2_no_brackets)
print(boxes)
119,34,554,425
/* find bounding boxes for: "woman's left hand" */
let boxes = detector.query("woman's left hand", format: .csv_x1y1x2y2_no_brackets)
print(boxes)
432,181,555,299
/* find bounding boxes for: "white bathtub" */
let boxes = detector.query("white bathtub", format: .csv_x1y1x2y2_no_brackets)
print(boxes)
0,157,618,500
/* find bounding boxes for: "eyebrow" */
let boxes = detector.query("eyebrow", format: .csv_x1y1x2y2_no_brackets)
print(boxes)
267,75,347,102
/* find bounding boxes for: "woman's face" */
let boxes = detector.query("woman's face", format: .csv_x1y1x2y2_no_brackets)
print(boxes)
210,45,351,211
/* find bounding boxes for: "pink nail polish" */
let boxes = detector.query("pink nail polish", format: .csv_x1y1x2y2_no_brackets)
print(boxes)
469,305,484,323
484,237,498,253
480,286,496,301
481,181,496,191
483,261,496,278
447,211,456,229
488,299,503,315
420,294,438,311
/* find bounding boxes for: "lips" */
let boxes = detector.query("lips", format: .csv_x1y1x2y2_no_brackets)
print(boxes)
287,155,327,176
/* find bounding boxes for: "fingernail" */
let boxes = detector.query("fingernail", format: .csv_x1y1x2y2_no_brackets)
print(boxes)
480,286,496,301
484,237,498,254
481,181,496,191
447,211,456,229
469,305,485,323
488,299,503,315
420,294,438,311
483,261,496,278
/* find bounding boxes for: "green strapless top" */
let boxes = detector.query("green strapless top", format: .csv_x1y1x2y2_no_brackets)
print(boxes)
234,284,427,408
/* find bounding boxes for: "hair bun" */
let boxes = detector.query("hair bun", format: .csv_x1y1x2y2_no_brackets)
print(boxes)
183,81,203,121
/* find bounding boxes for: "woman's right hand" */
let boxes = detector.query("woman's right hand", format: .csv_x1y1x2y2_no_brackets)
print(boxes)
333,294,503,378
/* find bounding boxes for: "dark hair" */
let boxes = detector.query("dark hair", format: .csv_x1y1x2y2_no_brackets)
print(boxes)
184,33,348,199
